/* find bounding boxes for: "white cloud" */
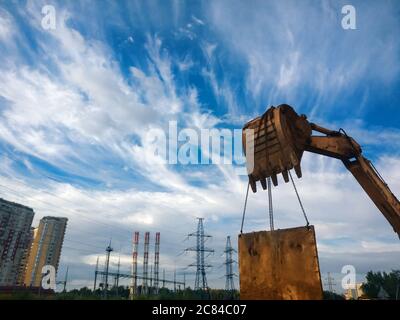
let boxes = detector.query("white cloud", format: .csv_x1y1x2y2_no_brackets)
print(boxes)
208,0,400,116
277,51,300,88
0,8,13,41
203,42,217,61
176,55,194,71
191,15,205,26
0,8,201,185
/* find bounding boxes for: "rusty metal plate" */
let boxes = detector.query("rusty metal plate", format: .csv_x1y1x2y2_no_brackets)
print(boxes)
238,226,323,300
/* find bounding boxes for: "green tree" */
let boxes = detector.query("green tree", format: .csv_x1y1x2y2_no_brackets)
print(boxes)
362,270,400,299
323,291,345,300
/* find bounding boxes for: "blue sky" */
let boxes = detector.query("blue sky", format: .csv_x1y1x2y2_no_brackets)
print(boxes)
0,0,399,291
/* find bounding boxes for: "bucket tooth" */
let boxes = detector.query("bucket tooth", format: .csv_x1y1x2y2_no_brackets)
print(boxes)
294,164,302,178
271,173,278,186
260,177,267,190
282,170,289,183
249,175,257,193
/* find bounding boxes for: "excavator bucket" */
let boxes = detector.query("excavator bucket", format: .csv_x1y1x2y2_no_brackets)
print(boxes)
242,104,312,192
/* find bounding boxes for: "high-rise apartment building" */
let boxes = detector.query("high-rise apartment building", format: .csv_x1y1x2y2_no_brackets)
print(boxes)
0,198,35,286
24,216,68,287
17,227,35,285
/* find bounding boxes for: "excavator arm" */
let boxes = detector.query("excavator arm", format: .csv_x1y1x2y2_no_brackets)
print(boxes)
242,104,400,236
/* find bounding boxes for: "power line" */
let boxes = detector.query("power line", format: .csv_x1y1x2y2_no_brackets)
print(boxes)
0,156,194,237
0,166,247,255
0,176,192,242
0,183,123,233
0,167,223,289
0,182,182,248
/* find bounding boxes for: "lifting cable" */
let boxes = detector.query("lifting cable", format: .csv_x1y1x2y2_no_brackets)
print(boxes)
267,177,274,231
288,170,310,227
240,178,275,233
240,170,310,233
240,182,250,234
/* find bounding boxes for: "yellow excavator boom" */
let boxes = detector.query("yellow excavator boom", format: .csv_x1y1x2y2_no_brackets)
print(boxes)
242,104,400,236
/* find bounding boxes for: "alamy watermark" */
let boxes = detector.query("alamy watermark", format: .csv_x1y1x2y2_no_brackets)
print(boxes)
341,5,357,30
41,5,56,30
143,121,254,175
41,264,56,290
341,264,356,290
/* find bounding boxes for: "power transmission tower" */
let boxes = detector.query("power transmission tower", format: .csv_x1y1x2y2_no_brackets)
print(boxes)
93,256,99,291
162,269,165,288
185,218,214,293
224,236,237,295
62,267,68,292
114,255,121,297
150,265,153,289
174,269,176,292
103,241,113,299
324,272,336,293
57,267,69,292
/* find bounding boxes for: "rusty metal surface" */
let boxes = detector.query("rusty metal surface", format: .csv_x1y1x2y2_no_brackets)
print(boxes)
238,226,323,300
242,104,311,191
